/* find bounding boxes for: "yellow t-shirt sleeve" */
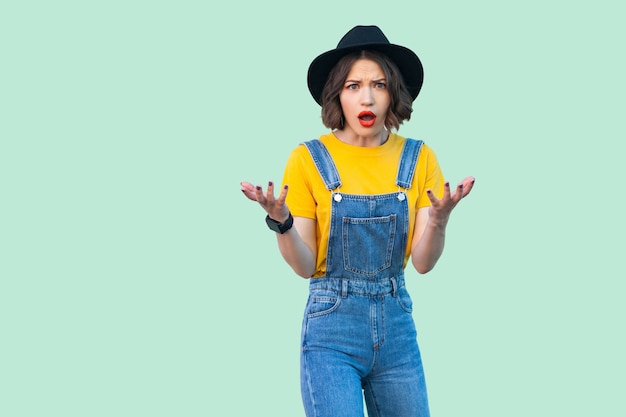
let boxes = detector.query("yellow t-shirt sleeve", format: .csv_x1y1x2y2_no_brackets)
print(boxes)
416,144,445,209
282,145,318,220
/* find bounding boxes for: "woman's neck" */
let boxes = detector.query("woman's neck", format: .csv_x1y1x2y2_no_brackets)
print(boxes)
333,129,389,148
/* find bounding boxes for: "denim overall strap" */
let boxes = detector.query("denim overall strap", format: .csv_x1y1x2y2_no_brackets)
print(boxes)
303,139,342,191
396,138,423,189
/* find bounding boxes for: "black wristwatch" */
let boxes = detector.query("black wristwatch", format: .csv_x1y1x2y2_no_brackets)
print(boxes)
265,213,294,234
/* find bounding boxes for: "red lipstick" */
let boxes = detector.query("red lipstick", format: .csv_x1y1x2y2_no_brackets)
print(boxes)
358,111,376,127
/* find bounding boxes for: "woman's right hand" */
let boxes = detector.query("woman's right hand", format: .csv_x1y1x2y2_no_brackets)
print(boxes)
240,181,290,222
241,180,317,278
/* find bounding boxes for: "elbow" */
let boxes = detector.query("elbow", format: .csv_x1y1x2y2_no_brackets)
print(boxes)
415,265,434,275
411,249,443,275
412,258,436,275
292,264,315,279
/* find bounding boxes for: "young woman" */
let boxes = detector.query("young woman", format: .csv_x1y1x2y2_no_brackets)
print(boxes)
241,25,474,417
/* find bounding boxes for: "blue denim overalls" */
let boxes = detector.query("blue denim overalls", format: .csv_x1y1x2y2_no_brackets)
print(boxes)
300,138,430,417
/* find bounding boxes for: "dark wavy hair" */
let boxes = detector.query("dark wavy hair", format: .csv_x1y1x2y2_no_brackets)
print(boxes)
320,50,414,131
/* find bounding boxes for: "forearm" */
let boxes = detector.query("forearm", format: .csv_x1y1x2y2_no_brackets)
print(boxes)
411,218,447,274
240,182,317,277
411,179,475,274
275,218,317,278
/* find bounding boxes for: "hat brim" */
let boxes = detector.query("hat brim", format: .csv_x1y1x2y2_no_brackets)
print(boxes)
307,43,424,106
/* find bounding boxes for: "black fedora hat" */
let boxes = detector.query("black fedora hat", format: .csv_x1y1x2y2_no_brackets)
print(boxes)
307,25,424,106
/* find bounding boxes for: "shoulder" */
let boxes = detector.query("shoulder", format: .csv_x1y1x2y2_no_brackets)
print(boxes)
290,133,333,155
400,137,438,160
418,142,439,161
284,144,311,172
284,135,329,171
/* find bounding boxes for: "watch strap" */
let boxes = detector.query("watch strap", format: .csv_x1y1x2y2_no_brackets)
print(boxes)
265,213,294,234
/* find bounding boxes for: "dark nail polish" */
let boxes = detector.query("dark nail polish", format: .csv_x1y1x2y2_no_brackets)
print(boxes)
268,181,273,187
256,186,261,190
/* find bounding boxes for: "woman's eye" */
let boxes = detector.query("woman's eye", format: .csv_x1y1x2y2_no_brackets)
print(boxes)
346,84,358,90
375,82,386,89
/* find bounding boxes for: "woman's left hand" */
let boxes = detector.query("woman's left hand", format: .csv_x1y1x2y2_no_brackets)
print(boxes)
426,176,475,225
240,180,290,223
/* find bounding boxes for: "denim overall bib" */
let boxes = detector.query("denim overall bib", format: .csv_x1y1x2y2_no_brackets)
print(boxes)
300,139,430,417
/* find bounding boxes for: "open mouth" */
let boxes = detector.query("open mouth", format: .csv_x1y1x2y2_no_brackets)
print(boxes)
358,111,376,127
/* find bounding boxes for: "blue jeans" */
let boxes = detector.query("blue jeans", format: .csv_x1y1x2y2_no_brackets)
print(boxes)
300,276,430,417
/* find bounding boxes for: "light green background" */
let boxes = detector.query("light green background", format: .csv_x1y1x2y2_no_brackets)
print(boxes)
2,1,624,416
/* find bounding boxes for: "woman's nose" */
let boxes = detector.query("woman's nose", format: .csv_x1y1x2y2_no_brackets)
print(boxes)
360,87,374,105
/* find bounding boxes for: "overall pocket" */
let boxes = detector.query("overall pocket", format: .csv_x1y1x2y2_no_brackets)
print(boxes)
395,286,413,313
306,293,341,318
342,214,396,276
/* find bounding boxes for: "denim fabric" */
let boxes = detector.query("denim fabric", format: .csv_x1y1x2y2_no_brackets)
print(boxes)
300,139,429,417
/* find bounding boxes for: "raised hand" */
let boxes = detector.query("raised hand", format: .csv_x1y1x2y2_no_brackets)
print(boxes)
426,176,475,225
240,181,290,222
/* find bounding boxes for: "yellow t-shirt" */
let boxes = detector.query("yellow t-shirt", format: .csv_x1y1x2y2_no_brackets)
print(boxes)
282,132,445,278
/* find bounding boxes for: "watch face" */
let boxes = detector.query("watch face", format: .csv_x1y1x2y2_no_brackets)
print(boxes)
266,216,283,233
267,220,282,233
